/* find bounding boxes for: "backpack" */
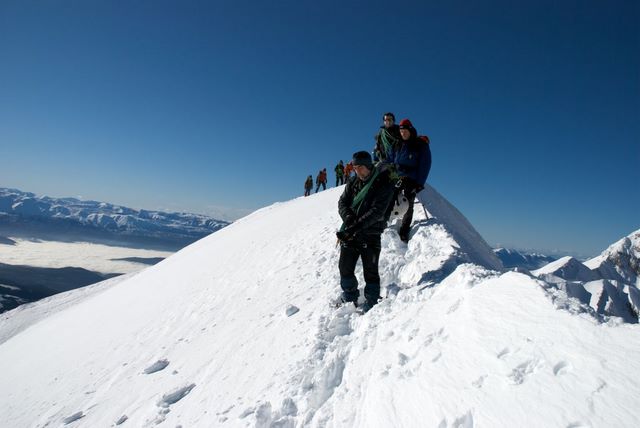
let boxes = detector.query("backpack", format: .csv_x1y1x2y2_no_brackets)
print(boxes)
418,135,430,145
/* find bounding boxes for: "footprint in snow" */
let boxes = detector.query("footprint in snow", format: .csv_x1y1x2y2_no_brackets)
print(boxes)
553,361,572,376
240,399,298,427
157,383,196,408
144,359,170,374
438,410,474,428
508,360,543,385
398,352,410,366
453,411,475,428
447,298,462,314
423,327,447,348
62,411,84,425
286,305,300,317
407,327,419,341
472,375,487,388
497,348,511,360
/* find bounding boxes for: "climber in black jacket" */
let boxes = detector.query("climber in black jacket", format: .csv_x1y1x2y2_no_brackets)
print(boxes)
336,151,395,313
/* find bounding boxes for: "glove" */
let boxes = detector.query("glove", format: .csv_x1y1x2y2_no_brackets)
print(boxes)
415,184,425,193
344,213,357,227
336,230,353,242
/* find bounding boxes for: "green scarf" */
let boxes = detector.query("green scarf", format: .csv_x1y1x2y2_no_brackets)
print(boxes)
340,167,380,231
379,129,395,160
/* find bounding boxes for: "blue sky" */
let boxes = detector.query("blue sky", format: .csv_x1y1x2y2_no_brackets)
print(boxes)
1,0,638,256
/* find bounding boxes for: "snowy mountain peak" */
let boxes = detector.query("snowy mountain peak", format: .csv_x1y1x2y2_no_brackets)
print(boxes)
585,229,640,287
532,256,600,282
0,186,638,427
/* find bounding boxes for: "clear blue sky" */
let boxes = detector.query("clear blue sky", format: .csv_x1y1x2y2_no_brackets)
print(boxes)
1,0,638,257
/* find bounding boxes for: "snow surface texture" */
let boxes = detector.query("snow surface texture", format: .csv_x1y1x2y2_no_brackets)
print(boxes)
0,185,638,427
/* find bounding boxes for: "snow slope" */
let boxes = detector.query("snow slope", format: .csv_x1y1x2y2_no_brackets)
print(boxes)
0,185,638,428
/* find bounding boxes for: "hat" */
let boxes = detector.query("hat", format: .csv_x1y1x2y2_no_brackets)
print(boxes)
352,151,373,168
399,118,414,129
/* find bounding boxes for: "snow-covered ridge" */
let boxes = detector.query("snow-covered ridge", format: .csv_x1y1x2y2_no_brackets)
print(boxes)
0,187,229,247
0,185,638,427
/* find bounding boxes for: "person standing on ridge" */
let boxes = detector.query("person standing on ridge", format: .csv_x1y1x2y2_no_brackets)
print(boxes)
315,168,327,193
304,175,313,196
394,118,432,243
344,161,354,179
334,160,345,186
373,112,401,165
336,151,395,313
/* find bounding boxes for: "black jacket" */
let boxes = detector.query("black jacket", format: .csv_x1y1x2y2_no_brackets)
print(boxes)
338,167,395,236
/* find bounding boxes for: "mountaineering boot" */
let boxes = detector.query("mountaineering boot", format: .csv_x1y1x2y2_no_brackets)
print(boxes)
334,293,358,308
357,299,378,314
399,228,410,243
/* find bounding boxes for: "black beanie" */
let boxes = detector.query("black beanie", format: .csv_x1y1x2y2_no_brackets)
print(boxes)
352,151,373,168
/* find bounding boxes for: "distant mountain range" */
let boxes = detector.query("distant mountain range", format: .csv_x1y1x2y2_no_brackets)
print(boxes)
0,187,230,249
493,248,558,270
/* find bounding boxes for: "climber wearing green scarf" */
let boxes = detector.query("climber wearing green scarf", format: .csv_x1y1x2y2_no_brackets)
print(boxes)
373,112,401,164
336,151,395,313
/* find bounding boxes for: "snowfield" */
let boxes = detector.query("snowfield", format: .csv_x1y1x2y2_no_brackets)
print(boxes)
0,238,173,274
0,185,638,427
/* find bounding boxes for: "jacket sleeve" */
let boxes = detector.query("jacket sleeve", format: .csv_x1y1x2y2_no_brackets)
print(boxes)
373,133,381,162
348,175,395,233
416,144,432,185
338,178,356,221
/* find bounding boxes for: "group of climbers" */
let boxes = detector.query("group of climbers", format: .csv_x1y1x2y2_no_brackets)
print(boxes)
333,160,355,187
303,161,355,196
336,112,432,313
304,169,328,196
374,112,432,242
298,111,432,313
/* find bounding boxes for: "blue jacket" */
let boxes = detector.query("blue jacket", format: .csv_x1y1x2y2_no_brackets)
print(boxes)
394,136,431,186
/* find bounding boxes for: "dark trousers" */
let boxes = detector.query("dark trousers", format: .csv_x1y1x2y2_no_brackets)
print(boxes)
304,188,311,196
400,186,417,236
338,234,382,303
315,182,326,192
336,176,344,186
